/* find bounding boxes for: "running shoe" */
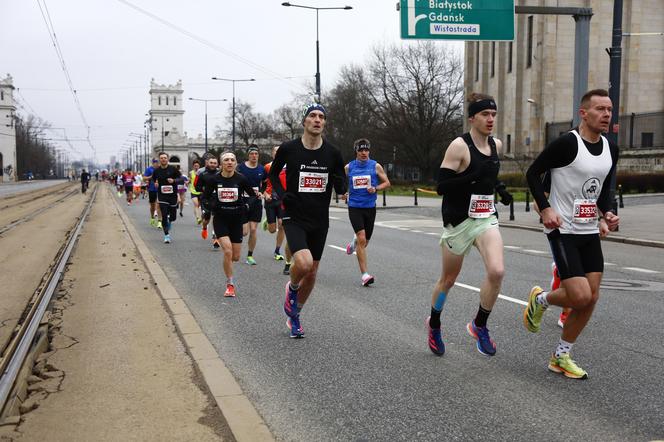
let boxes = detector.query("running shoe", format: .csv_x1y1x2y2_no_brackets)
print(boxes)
261,218,269,231
246,256,257,265
224,284,236,297
212,239,220,249
157,221,163,230
346,236,357,255
283,263,291,275
558,309,570,328
283,281,298,318
163,234,171,244
550,262,561,291
286,316,304,338
361,274,375,287
426,316,445,356
548,354,588,379
274,253,284,261
179,211,184,217
201,227,208,240
466,320,497,356
150,218,157,227
196,217,202,225
524,286,546,333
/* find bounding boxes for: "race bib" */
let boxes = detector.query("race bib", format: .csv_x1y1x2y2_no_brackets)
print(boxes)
217,187,239,203
161,185,174,194
468,194,495,218
573,198,597,223
352,175,371,189
298,172,328,193
177,184,186,191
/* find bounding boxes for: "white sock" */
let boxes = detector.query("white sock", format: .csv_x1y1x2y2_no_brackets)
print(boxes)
555,339,574,358
536,291,550,308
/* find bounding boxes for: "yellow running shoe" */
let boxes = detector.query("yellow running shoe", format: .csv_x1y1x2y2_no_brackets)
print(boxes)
524,286,546,333
548,354,588,379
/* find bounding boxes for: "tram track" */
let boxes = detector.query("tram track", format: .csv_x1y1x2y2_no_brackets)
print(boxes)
0,187,81,236
0,184,98,417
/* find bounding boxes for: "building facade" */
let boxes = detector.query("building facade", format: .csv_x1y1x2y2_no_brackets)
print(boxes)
464,0,664,172
0,74,17,182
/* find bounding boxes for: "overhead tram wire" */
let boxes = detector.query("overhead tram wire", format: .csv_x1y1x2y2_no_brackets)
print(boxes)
115,0,308,95
36,0,96,161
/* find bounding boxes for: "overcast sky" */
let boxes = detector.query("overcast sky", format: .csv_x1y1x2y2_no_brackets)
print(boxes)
2,0,462,164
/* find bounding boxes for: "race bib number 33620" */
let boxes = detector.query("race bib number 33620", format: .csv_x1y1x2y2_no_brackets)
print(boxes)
298,172,328,193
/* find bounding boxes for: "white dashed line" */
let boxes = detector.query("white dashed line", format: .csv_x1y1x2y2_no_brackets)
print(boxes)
411,230,423,233
523,249,549,255
329,244,355,255
605,262,616,266
623,267,660,274
504,245,521,250
427,232,439,236
329,216,340,220
454,282,528,306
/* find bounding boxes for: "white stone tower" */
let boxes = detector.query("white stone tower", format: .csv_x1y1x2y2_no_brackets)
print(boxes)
0,74,17,182
148,79,188,170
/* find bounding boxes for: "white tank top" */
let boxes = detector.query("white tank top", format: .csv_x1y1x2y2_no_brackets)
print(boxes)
547,130,612,235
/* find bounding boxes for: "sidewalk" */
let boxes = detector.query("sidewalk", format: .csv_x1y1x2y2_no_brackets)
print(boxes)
331,192,664,248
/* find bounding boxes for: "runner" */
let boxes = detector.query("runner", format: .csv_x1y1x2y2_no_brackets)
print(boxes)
176,165,189,217
133,171,143,200
80,169,91,194
343,138,391,286
122,169,134,205
189,159,203,224
152,152,186,243
194,155,221,248
427,92,512,357
524,89,619,379
269,102,347,338
236,144,267,265
143,159,161,228
140,172,148,199
198,151,258,297
115,171,123,197
263,145,292,275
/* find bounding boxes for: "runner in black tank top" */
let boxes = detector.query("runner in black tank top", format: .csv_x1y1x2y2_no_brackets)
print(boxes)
426,93,513,358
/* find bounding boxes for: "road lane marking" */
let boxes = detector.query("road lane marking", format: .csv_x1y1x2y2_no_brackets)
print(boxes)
623,267,660,274
504,245,521,250
523,249,549,255
329,244,355,255
427,232,439,236
329,216,340,220
454,282,528,306
411,230,423,233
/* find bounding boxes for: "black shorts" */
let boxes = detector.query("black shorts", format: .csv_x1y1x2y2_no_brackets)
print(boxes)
191,193,201,200
348,207,377,241
282,220,328,261
265,200,283,224
243,200,263,223
148,191,158,203
124,185,133,195
547,230,604,280
213,212,244,243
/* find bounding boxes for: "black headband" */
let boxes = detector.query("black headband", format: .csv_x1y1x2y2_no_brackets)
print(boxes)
468,99,497,117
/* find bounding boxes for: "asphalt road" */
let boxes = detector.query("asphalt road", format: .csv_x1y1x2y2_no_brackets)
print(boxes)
120,191,664,442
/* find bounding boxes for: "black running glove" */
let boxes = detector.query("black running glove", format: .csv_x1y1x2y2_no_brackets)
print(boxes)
495,182,513,206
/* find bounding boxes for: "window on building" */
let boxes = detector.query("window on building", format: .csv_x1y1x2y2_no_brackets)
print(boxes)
527,16,534,68
491,42,496,78
508,42,513,73
173,97,177,106
506,134,511,154
475,42,480,81
1,91,3,101
158,96,161,105
166,96,169,105
641,132,654,148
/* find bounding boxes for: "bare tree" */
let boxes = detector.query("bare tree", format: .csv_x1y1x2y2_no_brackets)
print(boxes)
15,114,57,178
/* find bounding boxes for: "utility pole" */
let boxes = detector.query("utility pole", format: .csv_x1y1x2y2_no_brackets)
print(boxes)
606,0,623,214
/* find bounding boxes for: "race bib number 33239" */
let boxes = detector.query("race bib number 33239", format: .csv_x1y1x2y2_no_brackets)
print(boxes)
298,172,328,193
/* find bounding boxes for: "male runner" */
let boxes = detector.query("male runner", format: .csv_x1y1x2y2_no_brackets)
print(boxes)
143,159,160,227
194,156,220,247
189,159,203,224
199,151,258,297
152,152,185,243
427,92,512,357
524,89,619,379
80,169,91,193
237,144,266,265
270,103,347,338
122,169,134,205
343,138,390,286
264,145,292,274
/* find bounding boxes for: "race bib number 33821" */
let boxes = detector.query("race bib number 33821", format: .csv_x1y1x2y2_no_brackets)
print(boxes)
298,172,328,193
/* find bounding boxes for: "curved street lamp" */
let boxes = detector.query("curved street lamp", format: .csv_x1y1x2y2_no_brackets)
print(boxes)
210,77,255,149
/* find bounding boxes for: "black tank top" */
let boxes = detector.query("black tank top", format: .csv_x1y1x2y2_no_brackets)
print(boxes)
441,133,499,226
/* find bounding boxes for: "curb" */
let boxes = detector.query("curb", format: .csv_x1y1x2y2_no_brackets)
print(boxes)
109,187,274,442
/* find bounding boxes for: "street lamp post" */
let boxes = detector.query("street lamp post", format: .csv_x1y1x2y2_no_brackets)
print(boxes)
211,77,255,149
281,2,352,102
188,97,228,153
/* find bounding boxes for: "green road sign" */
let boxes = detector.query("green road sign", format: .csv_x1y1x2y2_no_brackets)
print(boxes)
400,0,515,41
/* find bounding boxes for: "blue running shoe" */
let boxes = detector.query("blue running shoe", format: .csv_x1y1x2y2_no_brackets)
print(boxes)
283,281,298,318
466,321,496,356
286,316,304,338
426,316,445,356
